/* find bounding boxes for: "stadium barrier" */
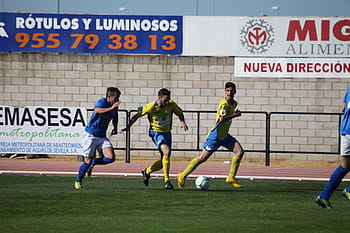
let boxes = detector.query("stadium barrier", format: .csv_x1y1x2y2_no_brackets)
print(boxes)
85,109,342,166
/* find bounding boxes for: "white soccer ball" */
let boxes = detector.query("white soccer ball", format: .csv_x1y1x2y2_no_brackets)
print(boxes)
195,176,210,190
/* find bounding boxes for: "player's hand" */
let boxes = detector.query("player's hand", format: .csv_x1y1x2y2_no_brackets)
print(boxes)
118,128,127,134
111,129,118,135
112,101,122,109
181,122,189,131
235,109,241,117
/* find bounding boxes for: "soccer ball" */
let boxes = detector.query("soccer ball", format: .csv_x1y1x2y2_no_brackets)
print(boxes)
195,176,210,190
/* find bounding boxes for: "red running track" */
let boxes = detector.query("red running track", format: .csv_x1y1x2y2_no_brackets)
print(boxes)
1,160,350,181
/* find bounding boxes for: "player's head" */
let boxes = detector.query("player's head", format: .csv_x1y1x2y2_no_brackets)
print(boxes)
225,82,236,90
106,87,121,104
224,82,236,99
158,88,171,97
157,88,171,107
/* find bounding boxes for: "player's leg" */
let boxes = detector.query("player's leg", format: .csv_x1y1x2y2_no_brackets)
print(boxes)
341,156,350,200
342,154,350,200
316,163,348,209
75,133,96,189
225,137,244,188
160,144,171,182
145,160,163,174
87,138,115,176
158,132,173,188
316,135,350,208
91,138,115,165
142,136,166,185
318,156,350,201
146,130,165,177
75,157,93,189
142,160,162,186
143,131,173,188
91,147,115,165
178,136,218,188
177,150,213,188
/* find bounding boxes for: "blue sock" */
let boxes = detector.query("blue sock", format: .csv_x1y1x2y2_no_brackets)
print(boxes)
76,162,90,182
92,157,115,165
320,165,349,200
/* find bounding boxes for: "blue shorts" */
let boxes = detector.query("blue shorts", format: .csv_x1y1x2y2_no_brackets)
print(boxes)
149,130,172,150
202,134,237,152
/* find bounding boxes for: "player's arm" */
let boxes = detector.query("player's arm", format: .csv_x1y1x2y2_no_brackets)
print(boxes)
219,109,241,122
94,101,121,114
119,105,148,133
178,113,188,131
111,112,119,135
172,102,188,131
120,103,154,133
341,102,346,112
120,113,140,133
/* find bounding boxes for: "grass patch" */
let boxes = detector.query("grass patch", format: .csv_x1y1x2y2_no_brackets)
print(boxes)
0,175,349,233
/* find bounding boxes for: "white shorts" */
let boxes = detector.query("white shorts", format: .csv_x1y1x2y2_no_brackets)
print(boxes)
340,135,350,156
81,132,113,158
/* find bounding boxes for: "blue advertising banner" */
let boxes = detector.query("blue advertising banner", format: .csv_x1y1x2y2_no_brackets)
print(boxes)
0,12,182,55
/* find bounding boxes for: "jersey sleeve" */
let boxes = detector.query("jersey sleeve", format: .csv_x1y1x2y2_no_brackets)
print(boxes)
217,99,228,117
138,101,155,117
94,98,107,108
344,88,350,103
170,100,183,116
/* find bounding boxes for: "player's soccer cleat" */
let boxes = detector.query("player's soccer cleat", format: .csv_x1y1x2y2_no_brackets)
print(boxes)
342,188,350,201
87,165,94,177
74,181,83,189
315,196,332,209
225,177,243,188
164,181,173,189
177,173,185,188
141,168,150,186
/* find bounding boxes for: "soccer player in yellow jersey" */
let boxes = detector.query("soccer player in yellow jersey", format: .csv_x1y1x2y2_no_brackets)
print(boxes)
121,88,188,189
177,82,244,188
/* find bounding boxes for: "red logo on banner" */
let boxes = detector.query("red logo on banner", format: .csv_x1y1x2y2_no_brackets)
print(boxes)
241,19,274,54
286,20,350,41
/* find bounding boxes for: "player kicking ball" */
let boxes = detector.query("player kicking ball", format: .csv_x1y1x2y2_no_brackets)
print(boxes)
177,82,244,189
74,87,121,189
120,88,188,189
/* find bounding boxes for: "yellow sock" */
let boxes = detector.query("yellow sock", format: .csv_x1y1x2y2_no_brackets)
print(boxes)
181,158,201,178
162,156,170,182
146,160,162,174
228,156,241,178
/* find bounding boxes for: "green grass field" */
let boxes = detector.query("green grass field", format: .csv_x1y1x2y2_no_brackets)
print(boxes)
0,175,349,233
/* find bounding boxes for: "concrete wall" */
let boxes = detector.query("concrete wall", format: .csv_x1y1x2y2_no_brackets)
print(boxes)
1,52,349,163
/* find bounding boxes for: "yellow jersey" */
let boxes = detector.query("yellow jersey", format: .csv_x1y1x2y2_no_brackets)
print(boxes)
138,99,183,133
208,98,238,140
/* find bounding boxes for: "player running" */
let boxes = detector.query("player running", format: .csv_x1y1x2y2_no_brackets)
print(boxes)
315,86,350,208
120,88,188,189
74,87,121,189
177,82,244,189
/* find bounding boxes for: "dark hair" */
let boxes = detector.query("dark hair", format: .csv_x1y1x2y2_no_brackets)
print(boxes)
158,88,171,97
225,82,236,89
106,87,121,97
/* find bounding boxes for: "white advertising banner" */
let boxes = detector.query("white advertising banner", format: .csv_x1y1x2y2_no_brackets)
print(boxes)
183,16,350,57
0,106,87,155
183,16,239,56
234,57,350,78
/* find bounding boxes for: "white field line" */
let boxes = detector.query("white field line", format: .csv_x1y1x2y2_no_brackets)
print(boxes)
1,170,349,182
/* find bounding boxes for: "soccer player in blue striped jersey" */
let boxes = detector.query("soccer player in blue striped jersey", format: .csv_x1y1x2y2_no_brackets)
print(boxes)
315,87,350,208
121,88,188,189
177,82,244,189
74,87,121,189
